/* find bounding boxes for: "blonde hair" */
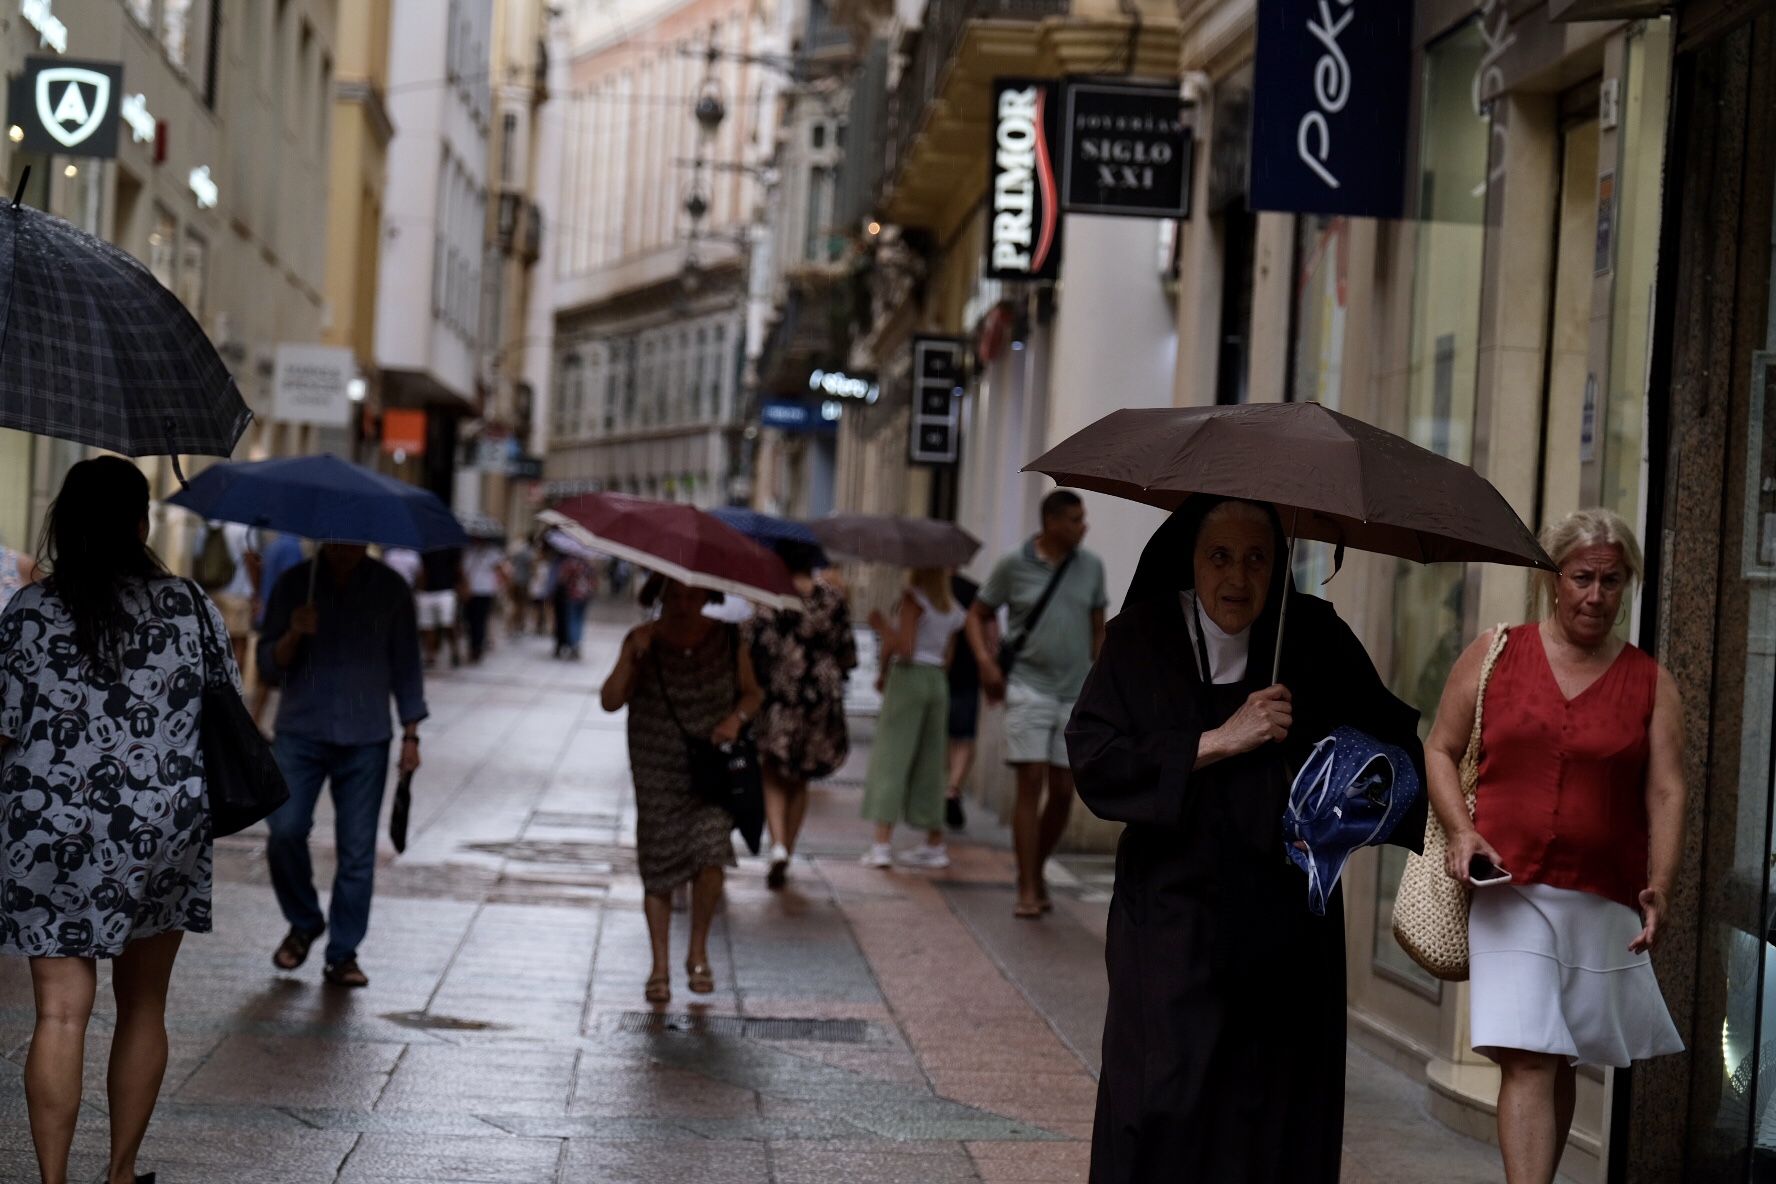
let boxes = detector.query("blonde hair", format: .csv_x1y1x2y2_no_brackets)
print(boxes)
1531,508,1644,620
908,566,953,613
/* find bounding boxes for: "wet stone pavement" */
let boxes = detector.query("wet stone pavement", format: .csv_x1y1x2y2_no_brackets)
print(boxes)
0,609,1512,1183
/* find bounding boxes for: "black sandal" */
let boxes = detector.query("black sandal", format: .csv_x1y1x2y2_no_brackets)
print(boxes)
272,927,321,971
323,958,370,988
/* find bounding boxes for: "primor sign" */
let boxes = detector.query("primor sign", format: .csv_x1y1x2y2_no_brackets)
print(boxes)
1061,80,1193,218
986,79,1062,282
1249,0,1412,219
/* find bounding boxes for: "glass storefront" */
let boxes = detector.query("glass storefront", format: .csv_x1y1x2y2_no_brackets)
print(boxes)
1373,17,1492,993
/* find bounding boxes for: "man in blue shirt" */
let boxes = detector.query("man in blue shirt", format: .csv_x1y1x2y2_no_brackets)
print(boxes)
257,543,427,988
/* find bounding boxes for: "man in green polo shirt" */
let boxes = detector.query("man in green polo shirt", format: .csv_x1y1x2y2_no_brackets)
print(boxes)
965,489,1107,918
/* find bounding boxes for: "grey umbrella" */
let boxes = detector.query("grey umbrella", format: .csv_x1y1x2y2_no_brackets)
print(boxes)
807,514,982,568
0,173,249,460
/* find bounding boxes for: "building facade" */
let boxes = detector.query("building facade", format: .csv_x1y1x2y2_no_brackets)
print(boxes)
543,0,766,507
375,0,494,502
0,0,336,569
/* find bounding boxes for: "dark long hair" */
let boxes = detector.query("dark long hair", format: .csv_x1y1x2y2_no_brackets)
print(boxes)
39,456,168,670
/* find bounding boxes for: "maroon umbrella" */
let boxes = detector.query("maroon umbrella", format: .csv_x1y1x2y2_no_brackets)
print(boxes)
1024,402,1554,680
538,494,798,610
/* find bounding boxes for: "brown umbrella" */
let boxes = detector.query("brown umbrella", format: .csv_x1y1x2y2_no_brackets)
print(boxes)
807,514,982,568
1024,402,1554,679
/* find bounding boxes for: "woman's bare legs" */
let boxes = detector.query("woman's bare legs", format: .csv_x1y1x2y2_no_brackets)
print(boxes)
1496,1048,1571,1184
764,770,809,855
25,954,97,1184
106,931,184,1184
643,892,672,983
946,738,975,801
687,866,724,972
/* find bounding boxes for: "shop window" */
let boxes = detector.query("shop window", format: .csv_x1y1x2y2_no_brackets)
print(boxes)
1215,206,1254,404
1288,214,1347,590
176,230,207,317
1372,17,1494,996
147,207,177,290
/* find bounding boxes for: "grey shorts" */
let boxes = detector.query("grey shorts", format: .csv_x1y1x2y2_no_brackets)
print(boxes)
1003,681,1074,767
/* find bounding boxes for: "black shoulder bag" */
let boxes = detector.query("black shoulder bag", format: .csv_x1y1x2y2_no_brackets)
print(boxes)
187,581,290,837
652,626,765,854
995,550,1076,678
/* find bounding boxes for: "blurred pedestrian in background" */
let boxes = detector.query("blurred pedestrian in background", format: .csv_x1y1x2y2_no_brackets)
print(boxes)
745,542,857,889
0,457,233,1184
462,540,506,664
553,550,594,660
1430,509,1683,1183
0,536,38,615
945,573,981,831
966,490,1107,917
382,545,423,590
195,520,257,672
259,543,426,989
530,542,558,636
861,568,967,870
601,576,763,1004
507,540,535,637
417,546,463,668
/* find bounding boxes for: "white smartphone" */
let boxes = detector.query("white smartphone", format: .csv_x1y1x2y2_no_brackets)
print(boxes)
1469,855,1513,887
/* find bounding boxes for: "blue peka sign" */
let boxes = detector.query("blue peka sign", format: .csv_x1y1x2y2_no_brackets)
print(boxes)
761,398,839,435
1249,1,1412,219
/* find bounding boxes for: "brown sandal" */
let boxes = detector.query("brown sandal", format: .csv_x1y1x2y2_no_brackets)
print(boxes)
685,962,715,994
273,927,321,971
322,958,370,988
645,975,671,1004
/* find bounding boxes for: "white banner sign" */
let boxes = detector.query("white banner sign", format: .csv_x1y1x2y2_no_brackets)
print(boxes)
272,344,356,427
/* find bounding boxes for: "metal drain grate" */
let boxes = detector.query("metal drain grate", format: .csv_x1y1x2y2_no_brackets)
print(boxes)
529,811,621,829
612,1011,872,1044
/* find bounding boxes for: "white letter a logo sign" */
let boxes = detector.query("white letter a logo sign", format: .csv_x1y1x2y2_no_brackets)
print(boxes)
35,68,111,149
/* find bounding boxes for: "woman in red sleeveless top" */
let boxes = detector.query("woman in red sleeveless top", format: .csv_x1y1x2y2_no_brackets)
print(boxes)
1424,509,1686,1184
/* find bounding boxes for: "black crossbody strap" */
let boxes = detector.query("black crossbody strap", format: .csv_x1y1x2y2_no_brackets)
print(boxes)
1009,549,1076,648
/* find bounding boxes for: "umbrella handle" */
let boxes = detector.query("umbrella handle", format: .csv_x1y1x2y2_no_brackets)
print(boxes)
1273,508,1300,686
164,418,189,490
10,166,28,208
307,551,320,605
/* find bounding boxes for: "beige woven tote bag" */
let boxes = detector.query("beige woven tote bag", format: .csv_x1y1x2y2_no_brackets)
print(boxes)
1390,624,1511,982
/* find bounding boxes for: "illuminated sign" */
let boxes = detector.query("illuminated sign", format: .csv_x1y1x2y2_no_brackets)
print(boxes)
807,369,878,402
120,92,156,143
188,165,218,209
21,0,67,54
10,57,121,156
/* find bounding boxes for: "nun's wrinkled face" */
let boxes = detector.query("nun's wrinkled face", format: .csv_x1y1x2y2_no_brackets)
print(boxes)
1193,504,1274,635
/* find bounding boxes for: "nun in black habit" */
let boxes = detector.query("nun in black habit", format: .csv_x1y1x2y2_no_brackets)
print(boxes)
1068,495,1426,1184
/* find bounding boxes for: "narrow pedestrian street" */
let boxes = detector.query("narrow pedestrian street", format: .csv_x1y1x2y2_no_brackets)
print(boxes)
0,611,1518,1183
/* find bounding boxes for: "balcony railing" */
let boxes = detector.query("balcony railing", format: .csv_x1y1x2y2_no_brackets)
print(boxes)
885,0,1068,197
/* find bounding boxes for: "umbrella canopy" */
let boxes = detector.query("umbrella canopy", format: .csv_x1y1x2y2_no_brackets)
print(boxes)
0,191,249,458
167,454,469,551
1025,403,1554,571
539,493,799,611
807,514,982,568
542,527,605,562
456,511,506,542
709,507,830,567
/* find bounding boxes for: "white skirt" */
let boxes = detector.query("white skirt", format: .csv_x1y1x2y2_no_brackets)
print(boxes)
1469,882,1684,1068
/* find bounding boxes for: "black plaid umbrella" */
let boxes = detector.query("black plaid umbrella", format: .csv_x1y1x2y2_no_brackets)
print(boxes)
0,182,249,458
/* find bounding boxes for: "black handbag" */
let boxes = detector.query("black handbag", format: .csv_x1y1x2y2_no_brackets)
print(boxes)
187,581,290,838
652,627,765,855
995,550,1076,677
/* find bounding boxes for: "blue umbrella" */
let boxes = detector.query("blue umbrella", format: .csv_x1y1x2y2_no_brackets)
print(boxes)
1283,725,1424,916
167,453,469,552
709,507,828,566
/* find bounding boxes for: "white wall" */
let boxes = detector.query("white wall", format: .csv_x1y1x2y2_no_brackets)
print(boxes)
1045,215,1177,611
377,0,492,400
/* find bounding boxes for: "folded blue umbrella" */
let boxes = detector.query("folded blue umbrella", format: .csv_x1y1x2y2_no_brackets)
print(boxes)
1283,726,1424,916
167,453,469,552
709,507,829,567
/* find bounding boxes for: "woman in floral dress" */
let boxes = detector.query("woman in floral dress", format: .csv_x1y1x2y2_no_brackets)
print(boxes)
746,542,857,889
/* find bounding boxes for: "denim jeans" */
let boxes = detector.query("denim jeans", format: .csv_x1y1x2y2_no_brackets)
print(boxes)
267,733,392,966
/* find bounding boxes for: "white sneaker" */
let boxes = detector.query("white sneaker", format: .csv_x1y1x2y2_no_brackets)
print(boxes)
896,844,951,870
859,843,893,869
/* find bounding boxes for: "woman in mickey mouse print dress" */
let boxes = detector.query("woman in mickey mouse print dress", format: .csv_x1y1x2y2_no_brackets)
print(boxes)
0,456,236,1184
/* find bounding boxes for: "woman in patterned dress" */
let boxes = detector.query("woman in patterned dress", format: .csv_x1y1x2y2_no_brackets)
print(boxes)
0,456,235,1184
745,542,857,890
602,576,763,1004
